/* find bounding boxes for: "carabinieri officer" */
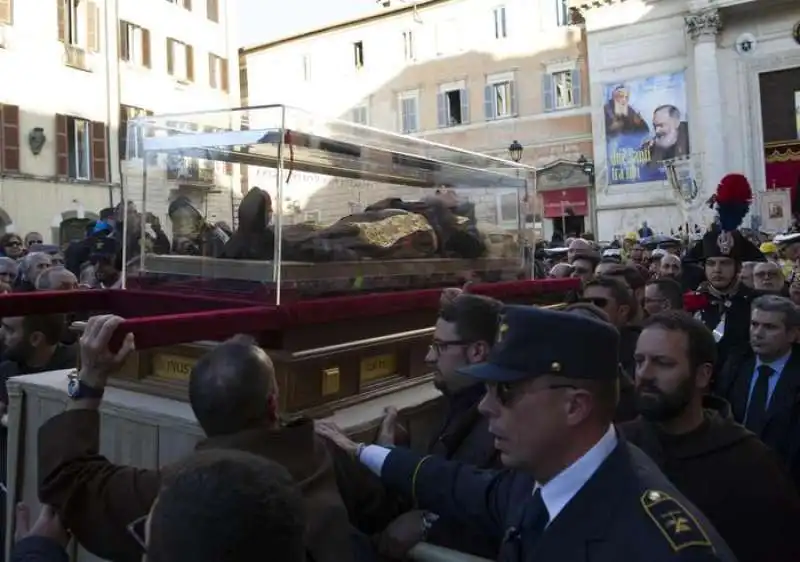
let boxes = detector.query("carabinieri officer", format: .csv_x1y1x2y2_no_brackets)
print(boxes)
317,306,736,561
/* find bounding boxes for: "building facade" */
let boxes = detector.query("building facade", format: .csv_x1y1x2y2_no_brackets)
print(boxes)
240,0,595,240
0,0,239,245
572,0,800,240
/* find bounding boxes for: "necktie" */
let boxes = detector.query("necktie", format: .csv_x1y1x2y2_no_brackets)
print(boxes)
523,488,550,547
499,488,550,560
745,365,774,434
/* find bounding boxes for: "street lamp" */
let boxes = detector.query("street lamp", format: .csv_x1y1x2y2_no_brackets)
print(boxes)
508,140,523,163
577,154,596,236
577,154,595,182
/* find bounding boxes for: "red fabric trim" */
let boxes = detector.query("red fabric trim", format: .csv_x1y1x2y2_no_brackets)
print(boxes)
0,278,580,351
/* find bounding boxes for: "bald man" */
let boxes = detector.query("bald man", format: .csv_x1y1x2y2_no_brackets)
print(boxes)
752,261,785,294
658,254,682,281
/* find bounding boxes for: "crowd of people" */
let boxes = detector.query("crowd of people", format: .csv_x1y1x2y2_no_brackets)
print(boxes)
2,173,800,561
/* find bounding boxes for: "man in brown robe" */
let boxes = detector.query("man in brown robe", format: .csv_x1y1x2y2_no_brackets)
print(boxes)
37,316,398,562
623,311,800,562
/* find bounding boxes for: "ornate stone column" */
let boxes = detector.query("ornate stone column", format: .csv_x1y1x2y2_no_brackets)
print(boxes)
685,9,726,210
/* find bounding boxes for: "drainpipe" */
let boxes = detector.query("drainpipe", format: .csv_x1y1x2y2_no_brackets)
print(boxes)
103,0,121,208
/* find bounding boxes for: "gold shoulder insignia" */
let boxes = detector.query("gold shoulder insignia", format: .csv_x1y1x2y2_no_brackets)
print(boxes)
641,490,713,553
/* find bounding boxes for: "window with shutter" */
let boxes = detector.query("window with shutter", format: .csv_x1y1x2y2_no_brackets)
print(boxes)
91,121,107,182
166,39,175,75
142,28,151,68
0,105,20,173
220,58,229,92
186,44,194,81
437,86,468,127
87,1,99,52
208,53,217,88
55,114,69,177
57,0,65,42
207,0,219,22
552,71,575,109
0,0,12,25
542,74,555,112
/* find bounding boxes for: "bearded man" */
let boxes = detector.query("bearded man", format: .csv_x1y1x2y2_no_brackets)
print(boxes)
622,311,800,562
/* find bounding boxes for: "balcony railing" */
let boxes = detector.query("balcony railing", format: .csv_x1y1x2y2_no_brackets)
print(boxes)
64,44,89,71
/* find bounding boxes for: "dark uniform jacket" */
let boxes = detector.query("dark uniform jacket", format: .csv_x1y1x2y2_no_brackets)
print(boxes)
423,384,500,558
694,284,754,370
11,537,67,562
621,395,800,562
37,410,398,562
379,433,735,561
715,346,800,489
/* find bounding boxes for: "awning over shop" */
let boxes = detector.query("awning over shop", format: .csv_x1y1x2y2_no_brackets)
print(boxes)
540,187,588,218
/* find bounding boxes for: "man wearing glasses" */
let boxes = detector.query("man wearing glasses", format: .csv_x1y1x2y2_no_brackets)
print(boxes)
375,293,502,560
318,306,734,561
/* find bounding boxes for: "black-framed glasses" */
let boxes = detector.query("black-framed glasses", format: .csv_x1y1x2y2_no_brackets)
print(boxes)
126,514,148,551
486,381,577,406
429,339,470,354
580,297,609,308
27,240,42,245
4,240,20,247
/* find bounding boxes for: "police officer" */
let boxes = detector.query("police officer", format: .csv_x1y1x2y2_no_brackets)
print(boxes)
317,306,735,562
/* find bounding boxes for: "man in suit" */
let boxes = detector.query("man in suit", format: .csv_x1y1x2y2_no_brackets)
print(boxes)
318,306,735,561
715,294,800,488
624,310,800,562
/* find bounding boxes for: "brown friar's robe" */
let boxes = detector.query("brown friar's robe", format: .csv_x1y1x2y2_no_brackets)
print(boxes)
621,395,800,562
38,410,399,562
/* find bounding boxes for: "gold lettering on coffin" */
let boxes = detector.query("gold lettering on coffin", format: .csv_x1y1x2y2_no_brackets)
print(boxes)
152,353,196,381
349,213,435,249
360,353,397,385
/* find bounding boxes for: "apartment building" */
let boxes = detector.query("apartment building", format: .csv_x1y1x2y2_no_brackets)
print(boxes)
0,0,239,244
241,0,596,239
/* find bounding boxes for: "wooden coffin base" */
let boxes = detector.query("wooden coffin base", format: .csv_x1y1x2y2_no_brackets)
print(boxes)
97,300,565,416
108,329,435,417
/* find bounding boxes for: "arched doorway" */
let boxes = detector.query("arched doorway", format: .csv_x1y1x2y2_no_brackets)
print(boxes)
52,210,100,249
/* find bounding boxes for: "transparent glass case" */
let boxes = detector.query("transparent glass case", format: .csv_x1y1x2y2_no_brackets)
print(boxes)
123,105,536,305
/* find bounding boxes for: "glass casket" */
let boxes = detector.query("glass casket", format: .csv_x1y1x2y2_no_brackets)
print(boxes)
103,105,573,413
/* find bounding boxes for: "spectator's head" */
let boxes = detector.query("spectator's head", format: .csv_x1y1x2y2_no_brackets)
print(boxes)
35,267,78,291
427,294,502,396
582,276,635,328
145,450,306,562
23,231,43,249
0,257,18,291
752,261,785,294
658,254,682,280
19,252,52,285
570,253,600,284
0,314,66,365
189,336,278,437
750,295,800,361
0,233,23,259
635,311,716,423
644,278,684,316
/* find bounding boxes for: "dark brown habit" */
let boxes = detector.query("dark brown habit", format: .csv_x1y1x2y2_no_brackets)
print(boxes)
621,395,800,562
38,410,398,562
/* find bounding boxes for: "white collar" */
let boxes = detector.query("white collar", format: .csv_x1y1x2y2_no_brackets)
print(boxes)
536,424,618,524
